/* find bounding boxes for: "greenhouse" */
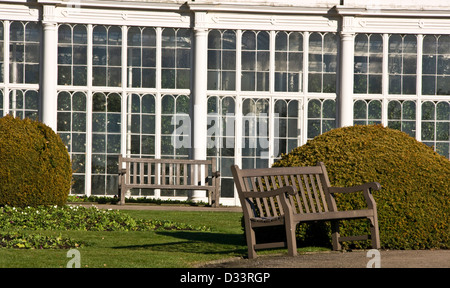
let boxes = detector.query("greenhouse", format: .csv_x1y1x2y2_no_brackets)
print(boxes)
0,0,449,205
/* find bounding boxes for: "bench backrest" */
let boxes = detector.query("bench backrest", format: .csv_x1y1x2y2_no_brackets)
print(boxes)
231,162,338,219
119,155,219,191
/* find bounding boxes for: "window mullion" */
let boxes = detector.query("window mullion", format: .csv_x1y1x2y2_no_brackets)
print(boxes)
85,23,93,198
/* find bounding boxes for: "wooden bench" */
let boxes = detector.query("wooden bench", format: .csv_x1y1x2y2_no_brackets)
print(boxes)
231,162,381,259
118,155,221,207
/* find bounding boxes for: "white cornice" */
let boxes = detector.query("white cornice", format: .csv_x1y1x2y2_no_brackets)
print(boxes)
38,0,186,11
188,3,336,15
336,6,450,18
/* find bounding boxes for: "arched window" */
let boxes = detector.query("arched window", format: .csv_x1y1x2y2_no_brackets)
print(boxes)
353,99,382,125
242,98,269,168
387,100,416,137
274,99,300,157
307,98,336,139
91,92,121,195
127,93,156,157
57,91,87,194
422,101,450,158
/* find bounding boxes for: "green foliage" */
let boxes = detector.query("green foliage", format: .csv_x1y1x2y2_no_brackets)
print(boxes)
273,124,450,250
0,205,210,232
0,232,83,249
0,115,72,207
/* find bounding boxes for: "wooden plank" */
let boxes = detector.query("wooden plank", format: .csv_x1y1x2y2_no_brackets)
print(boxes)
133,162,137,185
297,174,310,213
290,175,302,214
268,176,279,216
162,163,166,185
309,174,323,213
251,177,264,217
140,162,144,185
315,174,329,212
183,163,187,186
176,163,181,185
303,174,316,213
256,176,271,217
169,163,173,185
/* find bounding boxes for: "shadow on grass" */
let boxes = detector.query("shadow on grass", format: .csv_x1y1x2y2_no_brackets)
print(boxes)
112,231,247,256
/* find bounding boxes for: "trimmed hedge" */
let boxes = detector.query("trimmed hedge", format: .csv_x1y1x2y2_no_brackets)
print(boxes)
273,124,450,250
0,115,72,207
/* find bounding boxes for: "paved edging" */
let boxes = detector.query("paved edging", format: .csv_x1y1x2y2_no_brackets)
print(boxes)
200,250,450,268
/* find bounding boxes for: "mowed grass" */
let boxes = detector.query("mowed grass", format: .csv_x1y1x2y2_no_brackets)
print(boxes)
0,210,248,268
0,208,329,268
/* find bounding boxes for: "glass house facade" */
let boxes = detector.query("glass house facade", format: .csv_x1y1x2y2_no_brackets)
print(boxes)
1,0,449,205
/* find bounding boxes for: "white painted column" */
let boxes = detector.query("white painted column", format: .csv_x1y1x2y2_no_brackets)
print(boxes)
41,6,58,131
190,12,208,202
338,17,355,128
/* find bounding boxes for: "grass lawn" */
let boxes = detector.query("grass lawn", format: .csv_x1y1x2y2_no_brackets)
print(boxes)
0,208,328,268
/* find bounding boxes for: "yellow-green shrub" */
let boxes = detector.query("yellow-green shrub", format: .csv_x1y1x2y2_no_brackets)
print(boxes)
0,115,72,207
273,124,450,249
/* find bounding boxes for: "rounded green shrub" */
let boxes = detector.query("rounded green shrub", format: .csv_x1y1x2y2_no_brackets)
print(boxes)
0,115,72,207
273,124,450,250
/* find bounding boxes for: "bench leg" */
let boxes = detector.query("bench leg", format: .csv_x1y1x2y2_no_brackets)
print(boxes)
245,225,257,259
285,223,297,257
370,216,381,249
331,220,341,251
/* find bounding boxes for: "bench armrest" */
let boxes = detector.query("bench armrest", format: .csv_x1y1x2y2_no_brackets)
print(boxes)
241,186,296,219
328,182,381,210
328,182,381,194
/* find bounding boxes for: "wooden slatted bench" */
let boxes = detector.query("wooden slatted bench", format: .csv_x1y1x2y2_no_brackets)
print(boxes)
231,162,381,259
118,155,221,207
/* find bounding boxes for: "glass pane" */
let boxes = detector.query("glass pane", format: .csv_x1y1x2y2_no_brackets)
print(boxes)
423,35,437,54
422,101,435,120
242,31,256,50
275,32,287,51
289,32,302,52
422,75,436,95
368,100,382,120
142,94,155,113
73,25,87,44
402,101,416,120
93,26,107,44
369,34,383,53
142,28,156,47
436,102,450,120
58,25,72,44
354,100,367,119
58,91,71,111
222,30,236,50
